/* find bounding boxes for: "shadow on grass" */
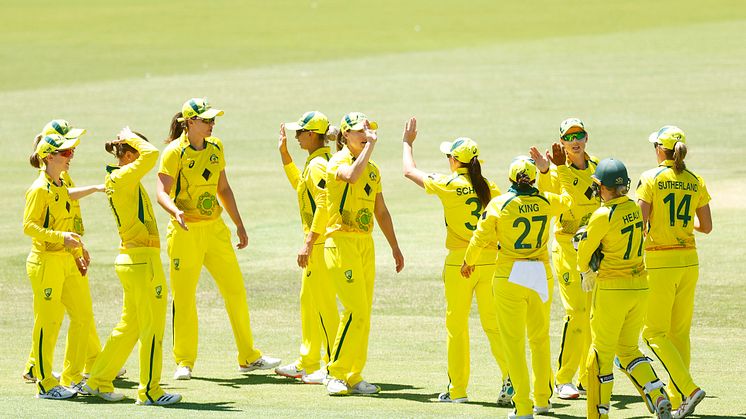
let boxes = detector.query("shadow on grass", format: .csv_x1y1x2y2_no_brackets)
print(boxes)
164,401,240,412
191,373,290,389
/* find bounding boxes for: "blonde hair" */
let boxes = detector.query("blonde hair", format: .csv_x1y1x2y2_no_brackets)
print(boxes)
29,134,43,168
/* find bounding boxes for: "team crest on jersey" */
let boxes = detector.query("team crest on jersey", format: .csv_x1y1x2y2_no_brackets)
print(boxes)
562,272,570,284
155,285,163,299
44,288,52,300
210,154,219,164
344,270,353,283
197,192,218,216
369,171,377,181
355,208,372,231
173,258,180,271
188,160,195,168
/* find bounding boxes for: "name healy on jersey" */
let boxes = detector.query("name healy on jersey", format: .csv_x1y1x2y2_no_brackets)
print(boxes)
657,180,698,192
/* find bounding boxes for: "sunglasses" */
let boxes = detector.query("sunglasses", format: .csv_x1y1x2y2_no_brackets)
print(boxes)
561,131,587,142
652,142,660,150
54,148,75,158
193,117,215,124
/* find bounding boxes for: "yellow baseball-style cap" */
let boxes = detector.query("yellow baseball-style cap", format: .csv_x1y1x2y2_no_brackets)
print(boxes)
648,125,686,150
285,111,330,134
180,97,224,120
41,119,86,139
559,118,586,137
508,155,538,183
340,112,378,132
439,137,479,164
35,133,80,159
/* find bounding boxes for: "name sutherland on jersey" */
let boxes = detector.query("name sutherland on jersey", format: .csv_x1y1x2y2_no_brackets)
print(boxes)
657,180,698,192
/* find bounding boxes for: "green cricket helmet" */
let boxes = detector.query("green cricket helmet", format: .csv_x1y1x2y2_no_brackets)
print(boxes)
591,158,630,189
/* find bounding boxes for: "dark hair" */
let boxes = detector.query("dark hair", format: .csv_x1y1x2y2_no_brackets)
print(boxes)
167,112,186,143
466,157,492,207
29,134,43,168
105,131,149,159
512,172,535,192
662,142,687,173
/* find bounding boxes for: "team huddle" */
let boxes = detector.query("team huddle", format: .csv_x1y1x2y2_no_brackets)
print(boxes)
22,98,712,419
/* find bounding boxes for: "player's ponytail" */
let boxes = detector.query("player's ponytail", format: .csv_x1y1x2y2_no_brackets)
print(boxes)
167,112,186,143
672,141,687,173
513,172,535,192
335,129,346,151
467,157,492,208
29,134,43,168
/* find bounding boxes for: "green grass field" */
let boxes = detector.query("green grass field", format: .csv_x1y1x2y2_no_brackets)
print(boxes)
3,1,746,417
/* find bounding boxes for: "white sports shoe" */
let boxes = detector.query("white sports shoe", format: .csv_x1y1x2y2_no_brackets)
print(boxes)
577,383,587,395
36,385,77,400
238,356,281,373
83,367,126,380
275,363,304,379
438,392,467,403
136,393,182,406
71,381,90,395
350,380,380,395
556,382,580,400
533,403,552,415
507,411,534,419
673,388,705,419
497,378,515,406
655,396,673,419
327,378,350,396
173,366,192,380
301,369,327,385
82,383,125,402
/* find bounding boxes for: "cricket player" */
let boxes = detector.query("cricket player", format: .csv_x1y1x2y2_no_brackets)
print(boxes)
530,118,599,399
637,126,711,418
156,98,280,380
22,120,111,384
275,111,339,385
577,158,672,419
401,117,512,405
462,156,572,418
23,133,93,399
81,128,181,405
323,112,404,396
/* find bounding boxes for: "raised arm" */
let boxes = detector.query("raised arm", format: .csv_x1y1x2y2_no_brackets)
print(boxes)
278,123,301,188
336,121,377,184
401,117,427,188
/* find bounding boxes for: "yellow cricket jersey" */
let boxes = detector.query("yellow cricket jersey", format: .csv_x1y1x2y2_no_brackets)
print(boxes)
636,160,710,251
105,137,161,250
158,133,226,222
423,167,501,250
283,147,332,245
537,155,600,240
61,172,85,236
23,171,80,256
325,146,381,236
465,187,570,264
577,196,646,280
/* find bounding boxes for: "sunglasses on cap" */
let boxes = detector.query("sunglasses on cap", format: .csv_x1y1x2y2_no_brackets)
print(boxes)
561,131,587,142
53,148,75,158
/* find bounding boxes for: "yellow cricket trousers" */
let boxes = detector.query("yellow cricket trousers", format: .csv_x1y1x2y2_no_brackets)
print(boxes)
585,276,666,418
642,248,700,408
552,238,590,388
443,248,508,399
26,251,93,393
167,218,261,368
86,248,167,403
296,242,339,373
494,259,554,416
25,305,101,376
324,234,374,387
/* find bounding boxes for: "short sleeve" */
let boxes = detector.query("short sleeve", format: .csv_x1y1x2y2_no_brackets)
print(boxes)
158,142,181,179
635,172,654,203
423,173,448,195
